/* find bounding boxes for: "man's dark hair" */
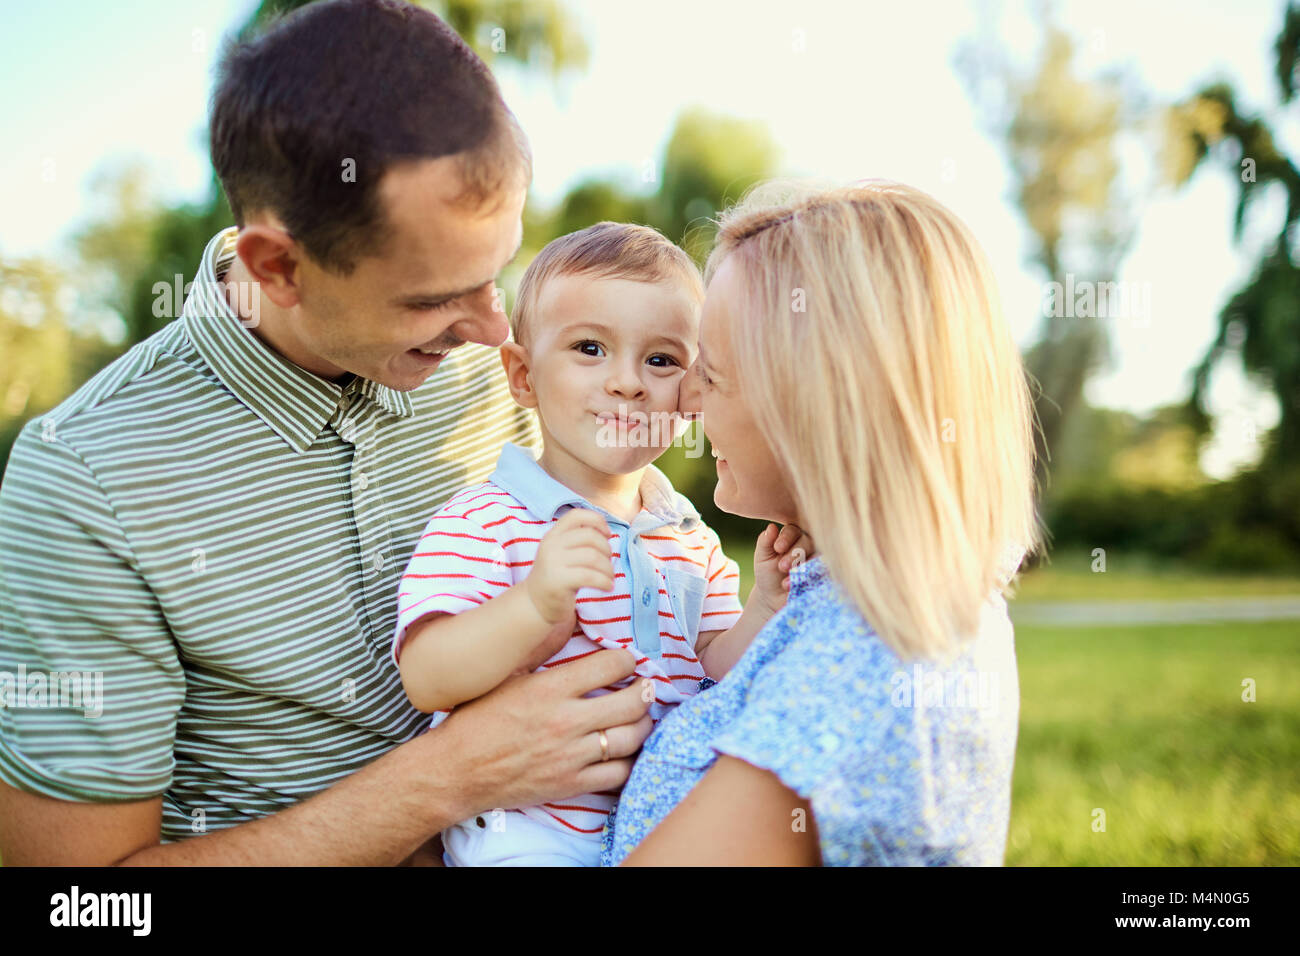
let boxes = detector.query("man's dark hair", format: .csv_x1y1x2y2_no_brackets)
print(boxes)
210,0,531,274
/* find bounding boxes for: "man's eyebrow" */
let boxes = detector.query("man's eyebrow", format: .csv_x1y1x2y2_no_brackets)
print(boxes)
390,237,524,306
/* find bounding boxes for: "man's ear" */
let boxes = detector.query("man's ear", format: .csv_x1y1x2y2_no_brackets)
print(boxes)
499,341,538,409
233,223,303,311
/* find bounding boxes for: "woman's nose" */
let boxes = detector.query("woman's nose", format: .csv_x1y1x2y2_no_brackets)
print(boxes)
679,361,701,414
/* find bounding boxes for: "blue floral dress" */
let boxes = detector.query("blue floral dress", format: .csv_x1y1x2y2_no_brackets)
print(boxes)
600,554,1021,866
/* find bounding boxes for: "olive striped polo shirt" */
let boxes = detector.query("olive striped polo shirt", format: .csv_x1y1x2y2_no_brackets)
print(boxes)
0,227,542,841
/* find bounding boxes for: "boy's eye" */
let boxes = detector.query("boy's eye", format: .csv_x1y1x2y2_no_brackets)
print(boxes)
647,354,681,368
574,340,604,357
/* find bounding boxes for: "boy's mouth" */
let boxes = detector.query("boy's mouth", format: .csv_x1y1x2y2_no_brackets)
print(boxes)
595,411,644,427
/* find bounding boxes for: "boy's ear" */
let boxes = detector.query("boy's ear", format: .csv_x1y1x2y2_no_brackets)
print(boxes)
500,342,538,409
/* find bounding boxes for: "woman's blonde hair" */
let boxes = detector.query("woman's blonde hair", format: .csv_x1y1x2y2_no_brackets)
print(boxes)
706,180,1041,661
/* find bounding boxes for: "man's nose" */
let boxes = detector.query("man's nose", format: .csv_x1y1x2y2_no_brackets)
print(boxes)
451,285,510,348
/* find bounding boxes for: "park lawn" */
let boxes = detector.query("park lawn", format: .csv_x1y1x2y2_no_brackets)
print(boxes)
1013,549,1300,601
1009,619,1300,865
728,543,1300,605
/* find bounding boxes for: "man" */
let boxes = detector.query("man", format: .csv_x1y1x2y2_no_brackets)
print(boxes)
0,0,650,865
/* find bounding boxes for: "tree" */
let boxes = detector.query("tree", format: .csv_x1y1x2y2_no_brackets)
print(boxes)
652,108,779,262
1165,3,1300,469
960,21,1145,497
0,256,117,472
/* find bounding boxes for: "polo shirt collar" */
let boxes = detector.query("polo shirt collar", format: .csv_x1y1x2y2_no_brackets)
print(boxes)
490,442,701,532
182,227,414,453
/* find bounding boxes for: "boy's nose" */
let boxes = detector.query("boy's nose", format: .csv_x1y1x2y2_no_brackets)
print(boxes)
606,367,646,401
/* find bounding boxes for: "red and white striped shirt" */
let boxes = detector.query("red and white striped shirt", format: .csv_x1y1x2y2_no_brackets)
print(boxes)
393,442,744,839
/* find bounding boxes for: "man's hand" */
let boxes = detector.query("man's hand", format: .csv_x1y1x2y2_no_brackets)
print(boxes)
436,647,652,815
524,509,614,625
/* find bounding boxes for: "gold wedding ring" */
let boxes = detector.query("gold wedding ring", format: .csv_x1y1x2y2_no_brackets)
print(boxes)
598,728,610,762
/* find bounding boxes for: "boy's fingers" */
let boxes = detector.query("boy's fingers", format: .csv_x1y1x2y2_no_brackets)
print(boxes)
773,523,803,553
575,509,611,536
780,534,814,572
563,536,615,559
561,527,613,556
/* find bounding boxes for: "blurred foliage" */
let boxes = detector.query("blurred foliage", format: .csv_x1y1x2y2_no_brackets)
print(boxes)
243,0,588,75
1052,403,1205,494
1165,2,1300,470
651,109,779,262
0,257,118,470
1046,466,1300,572
960,19,1142,499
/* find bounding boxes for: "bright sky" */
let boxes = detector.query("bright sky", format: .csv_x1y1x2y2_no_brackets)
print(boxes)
0,0,1290,476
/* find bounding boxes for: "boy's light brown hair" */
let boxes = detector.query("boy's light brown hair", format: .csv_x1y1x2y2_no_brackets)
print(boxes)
510,222,705,349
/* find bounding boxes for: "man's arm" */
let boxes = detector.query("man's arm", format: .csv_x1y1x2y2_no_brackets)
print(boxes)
0,649,652,865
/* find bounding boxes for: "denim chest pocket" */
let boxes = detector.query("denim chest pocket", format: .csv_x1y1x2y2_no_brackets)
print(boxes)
664,567,708,648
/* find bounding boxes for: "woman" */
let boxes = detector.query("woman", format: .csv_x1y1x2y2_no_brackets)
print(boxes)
601,180,1040,866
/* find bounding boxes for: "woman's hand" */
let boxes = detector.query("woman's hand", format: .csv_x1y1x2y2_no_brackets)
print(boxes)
751,523,815,618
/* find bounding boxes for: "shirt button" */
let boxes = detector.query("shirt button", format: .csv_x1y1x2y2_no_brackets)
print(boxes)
642,586,653,606
356,472,369,491
371,550,385,572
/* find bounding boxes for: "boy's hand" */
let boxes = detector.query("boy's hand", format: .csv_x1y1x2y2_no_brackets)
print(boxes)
514,609,579,674
751,523,815,618
525,509,615,625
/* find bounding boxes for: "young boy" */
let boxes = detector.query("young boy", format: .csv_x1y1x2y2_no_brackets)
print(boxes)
391,222,802,867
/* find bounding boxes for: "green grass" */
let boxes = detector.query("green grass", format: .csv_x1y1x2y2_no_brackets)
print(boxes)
726,542,1300,604
1015,549,1300,601
1008,620,1300,865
